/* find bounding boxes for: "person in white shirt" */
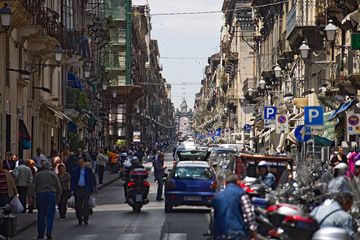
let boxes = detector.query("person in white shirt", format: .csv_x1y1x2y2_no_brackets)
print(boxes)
33,148,48,168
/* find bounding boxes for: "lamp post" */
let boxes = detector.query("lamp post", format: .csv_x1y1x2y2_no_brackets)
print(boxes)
248,87,254,97
54,46,63,65
274,65,282,78
299,41,310,60
0,5,12,31
84,63,91,79
325,19,337,64
102,82,108,90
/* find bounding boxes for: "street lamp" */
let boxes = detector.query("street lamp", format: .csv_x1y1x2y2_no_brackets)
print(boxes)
112,90,117,98
299,41,310,59
54,46,63,65
102,82,108,90
274,65,282,78
259,78,266,90
248,87,254,97
84,63,91,79
0,5,12,31
325,20,337,42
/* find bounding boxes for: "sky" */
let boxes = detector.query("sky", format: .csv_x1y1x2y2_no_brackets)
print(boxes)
132,0,224,110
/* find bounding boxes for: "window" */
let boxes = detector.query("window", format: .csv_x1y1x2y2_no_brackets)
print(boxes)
63,0,73,30
174,167,213,180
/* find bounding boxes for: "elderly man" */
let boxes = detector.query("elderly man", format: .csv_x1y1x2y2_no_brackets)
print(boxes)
310,192,354,238
34,161,62,240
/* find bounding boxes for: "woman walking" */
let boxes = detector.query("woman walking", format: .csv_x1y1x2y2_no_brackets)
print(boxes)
57,164,71,219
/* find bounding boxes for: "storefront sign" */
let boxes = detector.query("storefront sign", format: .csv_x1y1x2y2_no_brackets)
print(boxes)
133,131,141,142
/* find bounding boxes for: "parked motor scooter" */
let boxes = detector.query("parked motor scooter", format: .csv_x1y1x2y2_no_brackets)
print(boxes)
126,168,150,212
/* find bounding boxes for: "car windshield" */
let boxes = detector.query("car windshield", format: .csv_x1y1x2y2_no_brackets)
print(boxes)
174,167,213,180
177,151,207,161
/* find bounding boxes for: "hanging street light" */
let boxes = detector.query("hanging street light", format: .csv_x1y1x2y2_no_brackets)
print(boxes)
325,20,337,42
259,78,266,90
248,87,254,96
112,90,117,98
54,46,63,65
0,4,12,31
274,65,282,78
102,82,108,90
299,41,310,59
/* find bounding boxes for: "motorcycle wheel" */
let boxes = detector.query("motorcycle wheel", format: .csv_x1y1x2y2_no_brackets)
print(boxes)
132,203,142,213
165,203,173,213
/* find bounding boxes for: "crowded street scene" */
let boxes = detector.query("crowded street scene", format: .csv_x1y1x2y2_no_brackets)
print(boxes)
1,0,360,239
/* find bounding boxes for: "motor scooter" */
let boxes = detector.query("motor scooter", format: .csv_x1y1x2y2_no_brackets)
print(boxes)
126,168,150,212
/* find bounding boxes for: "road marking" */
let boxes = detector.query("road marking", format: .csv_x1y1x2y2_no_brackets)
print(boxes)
117,233,142,240
162,233,187,240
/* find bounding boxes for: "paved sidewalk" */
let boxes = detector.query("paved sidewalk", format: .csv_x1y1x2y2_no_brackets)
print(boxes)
14,171,120,236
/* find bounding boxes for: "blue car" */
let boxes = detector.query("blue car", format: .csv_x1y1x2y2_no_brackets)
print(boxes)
164,161,217,212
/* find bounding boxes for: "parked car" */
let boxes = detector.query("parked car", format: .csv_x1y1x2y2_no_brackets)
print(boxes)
208,147,236,167
164,161,217,212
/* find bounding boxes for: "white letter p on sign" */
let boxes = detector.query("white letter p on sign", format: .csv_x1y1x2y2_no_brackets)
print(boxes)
309,109,319,123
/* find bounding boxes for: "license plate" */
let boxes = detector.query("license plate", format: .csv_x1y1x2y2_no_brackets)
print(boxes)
184,196,201,201
135,194,142,202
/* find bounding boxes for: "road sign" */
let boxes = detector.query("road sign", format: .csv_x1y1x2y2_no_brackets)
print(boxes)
347,114,360,135
264,107,277,119
304,106,324,126
276,114,289,134
215,128,221,137
295,125,312,142
244,124,251,133
264,107,277,128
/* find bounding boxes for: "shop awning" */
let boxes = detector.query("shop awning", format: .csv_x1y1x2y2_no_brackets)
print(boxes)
329,100,356,120
41,101,73,122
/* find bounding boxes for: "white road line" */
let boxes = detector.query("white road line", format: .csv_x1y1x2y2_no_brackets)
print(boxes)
162,233,187,240
117,233,143,240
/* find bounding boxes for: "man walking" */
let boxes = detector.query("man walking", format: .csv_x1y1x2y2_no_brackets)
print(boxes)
12,159,33,213
34,161,62,239
33,148,48,169
96,149,108,184
3,152,15,171
153,152,166,201
71,158,96,225
213,174,257,240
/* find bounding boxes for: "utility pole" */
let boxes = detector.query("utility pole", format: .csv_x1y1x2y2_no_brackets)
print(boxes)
126,0,132,85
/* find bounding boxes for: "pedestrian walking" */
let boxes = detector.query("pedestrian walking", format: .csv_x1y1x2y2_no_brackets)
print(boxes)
330,147,347,167
153,152,166,201
33,161,62,239
212,174,257,240
57,164,71,219
96,149,108,184
70,158,96,225
0,160,17,207
12,159,33,213
26,159,37,213
33,148,48,169
328,163,352,196
65,152,78,173
3,152,16,171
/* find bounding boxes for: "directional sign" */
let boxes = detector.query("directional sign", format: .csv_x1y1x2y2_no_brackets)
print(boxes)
276,114,289,134
264,107,277,128
244,124,252,133
215,128,221,137
304,106,324,126
347,114,360,135
295,125,312,142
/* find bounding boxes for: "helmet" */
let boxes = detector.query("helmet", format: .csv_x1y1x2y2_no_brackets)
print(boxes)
121,152,128,157
355,160,360,167
312,227,350,240
130,156,139,164
258,161,268,168
334,163,348,170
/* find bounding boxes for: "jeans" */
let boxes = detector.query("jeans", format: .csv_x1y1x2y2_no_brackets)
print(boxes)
36,192,56,238
74,187,90,222
17,186,28,212
156,177,164,200
58,191,70,218
98,165,105,184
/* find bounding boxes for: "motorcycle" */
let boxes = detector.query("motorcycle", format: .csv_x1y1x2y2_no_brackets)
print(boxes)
126,168,150,212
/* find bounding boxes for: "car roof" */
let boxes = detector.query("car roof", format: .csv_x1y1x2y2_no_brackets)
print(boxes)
176,161,210,168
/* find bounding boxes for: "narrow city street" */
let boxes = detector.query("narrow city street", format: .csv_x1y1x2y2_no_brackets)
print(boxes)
14,152,211,240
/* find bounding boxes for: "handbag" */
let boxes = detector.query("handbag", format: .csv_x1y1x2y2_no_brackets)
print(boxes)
67,195,75,209
10,196,24,213
89,196,96,208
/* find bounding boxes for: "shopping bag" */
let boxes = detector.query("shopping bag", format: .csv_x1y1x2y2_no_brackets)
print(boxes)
88,196,96,208
67,195,75,209
10,196,24,213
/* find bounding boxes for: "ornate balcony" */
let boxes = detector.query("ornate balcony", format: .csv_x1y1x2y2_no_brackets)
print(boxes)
242,77,256,99
286,0,323,51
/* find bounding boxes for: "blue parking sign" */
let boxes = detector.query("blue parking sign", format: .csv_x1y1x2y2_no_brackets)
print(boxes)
304,106,324,126
264,107,277,120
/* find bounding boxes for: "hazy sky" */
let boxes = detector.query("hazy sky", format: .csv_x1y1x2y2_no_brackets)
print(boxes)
133,0,224,110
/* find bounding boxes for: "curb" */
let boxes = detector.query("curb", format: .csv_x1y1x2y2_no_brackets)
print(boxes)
15,176,121,235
